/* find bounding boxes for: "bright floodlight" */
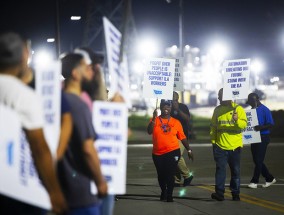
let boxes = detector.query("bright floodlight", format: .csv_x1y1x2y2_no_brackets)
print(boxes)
34,50,52,67
70,16,81,20
47,38,55,43
251,59,264,74
208,43,228,61
137,39,159,57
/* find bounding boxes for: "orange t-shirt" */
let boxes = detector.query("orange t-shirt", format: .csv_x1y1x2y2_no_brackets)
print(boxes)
151,116,186,155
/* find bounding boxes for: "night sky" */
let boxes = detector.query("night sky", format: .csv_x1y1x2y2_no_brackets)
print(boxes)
1,0,284,76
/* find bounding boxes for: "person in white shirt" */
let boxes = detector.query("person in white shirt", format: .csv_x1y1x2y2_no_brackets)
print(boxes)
0,32,67,214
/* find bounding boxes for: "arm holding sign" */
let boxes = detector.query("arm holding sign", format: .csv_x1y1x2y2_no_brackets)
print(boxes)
25,128,67,214
83,139,108,198
234,105,248,129
147,108,158,135
254,124,273,132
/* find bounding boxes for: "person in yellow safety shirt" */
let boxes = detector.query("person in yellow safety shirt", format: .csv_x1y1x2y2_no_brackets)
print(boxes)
210,88,247,202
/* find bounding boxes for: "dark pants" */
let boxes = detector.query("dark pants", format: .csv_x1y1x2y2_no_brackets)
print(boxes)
0,194,46,215
213,144,241,197
250,135,274,183
152,149,180,197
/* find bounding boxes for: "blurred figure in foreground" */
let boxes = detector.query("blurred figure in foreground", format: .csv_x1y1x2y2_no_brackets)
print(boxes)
74,47,115,215
0,32,67,214
246,93,276,189
210,88,247,201
147,99,193,202
59,53,107,214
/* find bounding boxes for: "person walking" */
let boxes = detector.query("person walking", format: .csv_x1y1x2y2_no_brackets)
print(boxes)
147,99,193,202
210,88,247,201
171,91,193,187
246,92,276,189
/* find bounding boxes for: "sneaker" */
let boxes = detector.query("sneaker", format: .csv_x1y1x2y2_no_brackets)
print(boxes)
211,193,224,201
262,178,276,188
232,194,240,201
183,175,194,187
166,196,174,202
248,183,257,189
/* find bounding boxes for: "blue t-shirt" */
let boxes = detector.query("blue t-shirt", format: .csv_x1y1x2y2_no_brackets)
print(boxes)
256,104,274,135
61,91,70,115
57,93,98,209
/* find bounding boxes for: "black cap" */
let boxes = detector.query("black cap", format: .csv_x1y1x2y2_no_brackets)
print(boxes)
0,32,23,70
160,99,172,108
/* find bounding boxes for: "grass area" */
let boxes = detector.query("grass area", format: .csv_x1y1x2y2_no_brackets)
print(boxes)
128,113,284,143
128,114,151,131
128,114,211,143
189,115,211,143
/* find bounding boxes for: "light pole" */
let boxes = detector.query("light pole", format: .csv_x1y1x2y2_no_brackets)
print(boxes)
166,0,185,102
179,0,184,103
55,0,61,58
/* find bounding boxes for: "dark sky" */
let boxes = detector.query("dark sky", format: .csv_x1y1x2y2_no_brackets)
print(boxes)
1,0,284,76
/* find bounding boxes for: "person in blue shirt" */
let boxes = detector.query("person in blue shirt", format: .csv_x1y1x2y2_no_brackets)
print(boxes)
246,93,276,189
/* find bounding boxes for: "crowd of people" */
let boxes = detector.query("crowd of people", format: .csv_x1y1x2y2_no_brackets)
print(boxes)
0,32,117,215
148,88,276,203
0,31,277,215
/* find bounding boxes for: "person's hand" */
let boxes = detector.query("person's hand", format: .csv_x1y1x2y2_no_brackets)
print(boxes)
97,180,108,198
153,108,158,118
187,150,194,161
254,125,261,131
49,191,68,215
233,112,238,121
110,92,124,103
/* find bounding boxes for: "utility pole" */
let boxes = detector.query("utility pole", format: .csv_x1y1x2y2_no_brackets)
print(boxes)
55,0,61,58
179,0,184,103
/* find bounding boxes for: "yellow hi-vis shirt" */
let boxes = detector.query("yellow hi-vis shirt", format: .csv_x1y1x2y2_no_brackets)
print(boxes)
210,102,247,150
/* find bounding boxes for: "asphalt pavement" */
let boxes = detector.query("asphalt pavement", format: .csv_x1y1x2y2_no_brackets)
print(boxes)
114,138,284,215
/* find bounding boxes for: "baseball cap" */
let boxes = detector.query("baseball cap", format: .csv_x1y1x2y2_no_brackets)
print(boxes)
0,32,23,70
160,99,172,108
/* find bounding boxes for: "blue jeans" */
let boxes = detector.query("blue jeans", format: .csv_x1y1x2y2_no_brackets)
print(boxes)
213,144,241,196
67,204,101,215
100,194,115,215
250,135,274,183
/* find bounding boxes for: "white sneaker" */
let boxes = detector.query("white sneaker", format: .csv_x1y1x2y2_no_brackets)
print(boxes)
248,183,257,189
262,179,276,188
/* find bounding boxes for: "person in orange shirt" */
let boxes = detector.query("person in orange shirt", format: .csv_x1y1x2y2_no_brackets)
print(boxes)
147,99,193,202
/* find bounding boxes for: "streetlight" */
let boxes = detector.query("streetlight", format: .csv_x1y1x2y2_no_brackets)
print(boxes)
70,16,81,21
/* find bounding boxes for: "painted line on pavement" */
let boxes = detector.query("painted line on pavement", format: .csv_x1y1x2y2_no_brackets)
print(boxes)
198,185,284,213
128,143,284,148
